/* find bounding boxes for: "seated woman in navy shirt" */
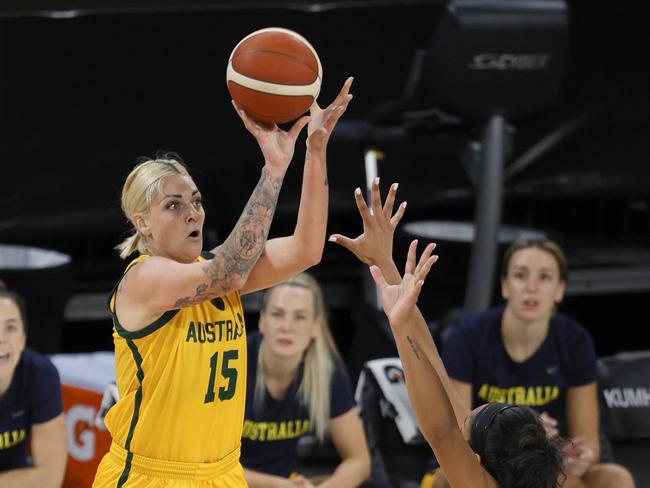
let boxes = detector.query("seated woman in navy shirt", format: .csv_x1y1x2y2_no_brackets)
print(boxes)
0,287,67,487
424,239,635,488
241,272,371,488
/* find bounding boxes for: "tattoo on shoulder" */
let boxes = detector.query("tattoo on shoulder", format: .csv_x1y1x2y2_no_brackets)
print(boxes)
173,166,283,308
406,335,420,360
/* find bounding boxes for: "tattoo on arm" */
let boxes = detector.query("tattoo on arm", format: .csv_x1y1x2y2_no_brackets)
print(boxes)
406,335,421,360
174,167,283,308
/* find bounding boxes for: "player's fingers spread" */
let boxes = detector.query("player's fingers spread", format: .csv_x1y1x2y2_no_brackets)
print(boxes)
354,187,373,223
405,239,418,274
418,255,439,281
325,87,351,117
415,243,436,271
370,178,383,217
322,106,346,132
329,107,348,131
328,234,356,252
416,252,438,279
390,201,407,229
331,100,348,117
335,76,353,101
331,97,352,121
339,93,353,109
383,182,398,218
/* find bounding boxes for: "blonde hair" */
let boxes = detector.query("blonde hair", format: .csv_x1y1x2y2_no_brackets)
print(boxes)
256,273,341,442
115,154,191,259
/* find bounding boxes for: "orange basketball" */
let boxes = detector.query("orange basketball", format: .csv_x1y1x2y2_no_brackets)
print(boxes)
226,27,322,125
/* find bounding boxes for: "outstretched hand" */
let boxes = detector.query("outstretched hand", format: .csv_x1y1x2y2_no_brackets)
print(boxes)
306,76,354,154
329,178,406,267
232,100,310,175
370,240,438,328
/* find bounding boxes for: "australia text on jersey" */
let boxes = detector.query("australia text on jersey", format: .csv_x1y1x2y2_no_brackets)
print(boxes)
0,429,26,449
478,384,560,406
242,419,310,442
185,319,244,344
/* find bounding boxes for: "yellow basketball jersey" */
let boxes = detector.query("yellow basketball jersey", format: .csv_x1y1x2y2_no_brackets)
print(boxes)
104,252,247,464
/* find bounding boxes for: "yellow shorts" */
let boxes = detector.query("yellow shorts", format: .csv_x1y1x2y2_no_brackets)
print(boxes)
420,467,442,488
92,442,247,488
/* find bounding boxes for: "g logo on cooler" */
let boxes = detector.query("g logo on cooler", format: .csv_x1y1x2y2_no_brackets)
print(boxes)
66,405,96,462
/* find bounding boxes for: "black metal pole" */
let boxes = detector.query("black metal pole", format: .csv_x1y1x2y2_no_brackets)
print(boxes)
463,113,505,313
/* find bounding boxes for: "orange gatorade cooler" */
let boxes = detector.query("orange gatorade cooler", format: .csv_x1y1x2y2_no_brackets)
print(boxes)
50,352,115,488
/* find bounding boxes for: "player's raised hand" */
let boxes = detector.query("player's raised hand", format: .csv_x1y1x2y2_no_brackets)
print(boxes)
232,99,310,175
306,76,353,153
370,240,438,329
329,177,406,267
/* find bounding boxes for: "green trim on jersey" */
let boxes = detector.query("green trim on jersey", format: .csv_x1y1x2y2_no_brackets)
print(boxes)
112,309,179,340
201,250,215,259
116,339,145,488
108,251,217,339
107,256,180,339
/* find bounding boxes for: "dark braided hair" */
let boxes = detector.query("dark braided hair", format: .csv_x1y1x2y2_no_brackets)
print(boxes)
473,405,567,488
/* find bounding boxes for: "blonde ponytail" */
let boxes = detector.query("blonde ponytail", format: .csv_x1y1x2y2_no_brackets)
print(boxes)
115,232,144,260
115,154,190,259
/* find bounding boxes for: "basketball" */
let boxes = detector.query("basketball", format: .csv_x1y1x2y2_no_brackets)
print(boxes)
226,27,322,124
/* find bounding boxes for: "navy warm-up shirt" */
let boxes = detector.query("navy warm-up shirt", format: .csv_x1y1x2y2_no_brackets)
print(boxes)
443,305,598,436
241,332,355,477
0,348,63,471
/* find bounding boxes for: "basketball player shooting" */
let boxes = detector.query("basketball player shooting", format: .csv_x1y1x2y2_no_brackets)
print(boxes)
91,37,353,488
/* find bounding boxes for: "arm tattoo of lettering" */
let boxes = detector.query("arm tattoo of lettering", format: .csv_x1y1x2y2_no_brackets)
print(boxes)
406,335,421,360
174,167,283,307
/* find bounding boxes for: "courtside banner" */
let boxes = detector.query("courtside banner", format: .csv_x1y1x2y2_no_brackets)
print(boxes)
598,350,650,441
